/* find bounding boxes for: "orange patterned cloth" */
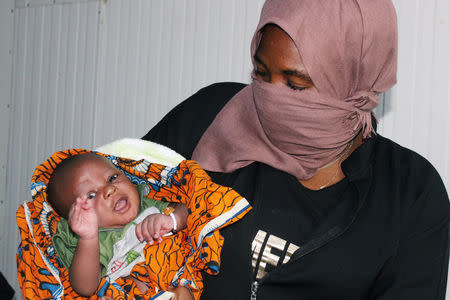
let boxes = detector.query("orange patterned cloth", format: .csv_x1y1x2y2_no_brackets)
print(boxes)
16,149,251,299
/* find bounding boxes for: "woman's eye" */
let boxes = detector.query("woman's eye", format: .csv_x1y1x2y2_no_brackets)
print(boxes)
108,174,118,183
87,192,96,199
287,82,306,91
254,69,267,77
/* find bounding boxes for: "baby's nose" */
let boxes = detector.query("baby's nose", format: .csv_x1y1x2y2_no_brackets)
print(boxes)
105,185,117,198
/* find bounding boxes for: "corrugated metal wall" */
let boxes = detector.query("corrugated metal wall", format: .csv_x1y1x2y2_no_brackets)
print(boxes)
385,0,450,182
2,0,449,296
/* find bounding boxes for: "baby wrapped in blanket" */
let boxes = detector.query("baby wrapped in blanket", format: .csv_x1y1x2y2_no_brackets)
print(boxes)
16,140,251,299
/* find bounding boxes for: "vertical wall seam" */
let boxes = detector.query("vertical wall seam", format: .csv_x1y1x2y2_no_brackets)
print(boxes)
92,0,104,147
2,0,17,279
406,0,419,146
425,0,438,157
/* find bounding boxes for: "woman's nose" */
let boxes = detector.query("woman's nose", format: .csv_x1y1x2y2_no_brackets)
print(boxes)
104,185,117,199
268,74,285,84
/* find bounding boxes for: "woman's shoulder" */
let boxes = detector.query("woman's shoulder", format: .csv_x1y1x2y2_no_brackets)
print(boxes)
192,82,247,103
371,134,447,194
143,82,247,158
177,82,247,115
374,134,440,177
372,134,449,228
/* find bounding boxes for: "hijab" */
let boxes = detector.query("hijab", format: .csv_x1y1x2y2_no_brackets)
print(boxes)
192,0,398,180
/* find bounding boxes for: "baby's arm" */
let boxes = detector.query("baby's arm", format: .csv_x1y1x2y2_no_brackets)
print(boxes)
135,203,187,244
68,197,101,296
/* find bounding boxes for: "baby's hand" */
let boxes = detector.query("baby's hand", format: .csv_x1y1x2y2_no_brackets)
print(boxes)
135,213,174,244
68,197,98,240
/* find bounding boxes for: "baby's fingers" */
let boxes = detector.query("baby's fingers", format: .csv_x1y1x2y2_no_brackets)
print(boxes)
68,199,81,220
136,218,155,244
81,197,93,210
153,219,162,241
143,218,155,244
135,222,143,242
68,199,85,230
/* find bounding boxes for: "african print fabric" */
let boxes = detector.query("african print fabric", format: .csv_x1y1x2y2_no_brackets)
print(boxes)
16,149,251,299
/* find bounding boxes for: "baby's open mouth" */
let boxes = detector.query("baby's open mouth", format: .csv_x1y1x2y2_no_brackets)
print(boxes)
114,198,129,213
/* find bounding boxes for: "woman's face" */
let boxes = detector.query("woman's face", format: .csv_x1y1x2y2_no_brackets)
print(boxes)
253,25,316,91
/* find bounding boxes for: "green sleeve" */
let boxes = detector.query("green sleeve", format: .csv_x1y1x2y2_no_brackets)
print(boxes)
52,219,78,271
53,218,121,276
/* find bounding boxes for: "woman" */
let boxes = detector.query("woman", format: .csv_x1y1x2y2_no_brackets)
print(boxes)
143,0,449,299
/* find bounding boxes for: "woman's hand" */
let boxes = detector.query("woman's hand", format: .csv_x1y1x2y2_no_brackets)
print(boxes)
99,286,194,300
135,213,174,244
169,286,194,300
68,197,98,240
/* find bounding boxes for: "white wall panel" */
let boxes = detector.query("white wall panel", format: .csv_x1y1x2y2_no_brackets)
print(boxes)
2,0,449,297
93,0,265,147
381,0,450,189
0,0,14,293
3,1,101,295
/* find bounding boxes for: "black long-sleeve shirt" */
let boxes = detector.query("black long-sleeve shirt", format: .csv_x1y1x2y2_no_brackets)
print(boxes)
143,82,450,300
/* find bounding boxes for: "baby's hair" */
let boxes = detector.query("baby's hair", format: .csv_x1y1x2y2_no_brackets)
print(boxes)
46,153,111,218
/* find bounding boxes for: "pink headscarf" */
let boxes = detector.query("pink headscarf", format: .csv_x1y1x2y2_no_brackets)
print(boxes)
192,0,398,180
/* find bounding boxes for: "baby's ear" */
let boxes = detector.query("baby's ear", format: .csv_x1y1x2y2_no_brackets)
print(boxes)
46,192,71,219
44,190,59,215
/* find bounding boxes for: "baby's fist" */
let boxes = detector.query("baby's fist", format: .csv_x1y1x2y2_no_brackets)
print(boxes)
135,213,174,244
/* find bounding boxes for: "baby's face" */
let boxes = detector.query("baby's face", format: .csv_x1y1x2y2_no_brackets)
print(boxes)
68,157,140,228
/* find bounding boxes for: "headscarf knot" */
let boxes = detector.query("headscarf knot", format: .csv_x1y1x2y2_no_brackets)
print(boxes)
344,90,379,111
344,91,379,138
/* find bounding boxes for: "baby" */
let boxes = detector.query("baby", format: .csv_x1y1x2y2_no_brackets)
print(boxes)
47,153,192,299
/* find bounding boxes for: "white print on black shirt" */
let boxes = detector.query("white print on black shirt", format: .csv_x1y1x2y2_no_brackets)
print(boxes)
251,230,300,280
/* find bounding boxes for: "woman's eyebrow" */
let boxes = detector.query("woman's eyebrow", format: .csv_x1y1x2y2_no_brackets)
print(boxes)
283,70,312,81
254,54,311,81
253,54,267,68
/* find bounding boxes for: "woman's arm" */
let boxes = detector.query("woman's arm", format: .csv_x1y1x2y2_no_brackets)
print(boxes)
370,170,449,299
370,222,448,299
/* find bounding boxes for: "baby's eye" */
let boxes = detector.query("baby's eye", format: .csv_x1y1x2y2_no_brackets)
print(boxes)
87,192,96,199
108,174,118,183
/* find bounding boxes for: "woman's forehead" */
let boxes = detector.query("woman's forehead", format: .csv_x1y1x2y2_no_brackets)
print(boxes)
252,0,397,96
256,25,303,66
